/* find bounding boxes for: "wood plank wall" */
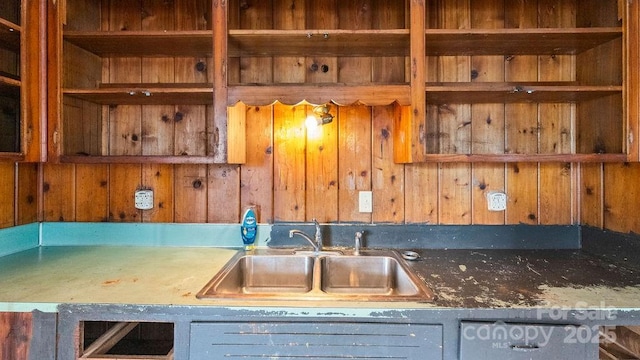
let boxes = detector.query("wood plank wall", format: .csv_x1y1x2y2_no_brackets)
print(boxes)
36,117,640,233
0,163,38,229
37,0,640,233
2,0,640,235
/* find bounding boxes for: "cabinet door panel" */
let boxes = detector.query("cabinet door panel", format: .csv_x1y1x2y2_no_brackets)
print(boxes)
190,322,443,360
459,322,598,360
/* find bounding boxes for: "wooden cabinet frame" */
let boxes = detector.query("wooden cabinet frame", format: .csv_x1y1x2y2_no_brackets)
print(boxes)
0,0,45,162
45,0,639,164
395,0,638,163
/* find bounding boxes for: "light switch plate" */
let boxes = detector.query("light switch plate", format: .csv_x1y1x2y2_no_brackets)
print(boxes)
135,190,154,210
359,191,373,213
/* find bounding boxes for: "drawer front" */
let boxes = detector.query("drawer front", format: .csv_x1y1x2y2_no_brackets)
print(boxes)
459,322,598,360
190,322,443,360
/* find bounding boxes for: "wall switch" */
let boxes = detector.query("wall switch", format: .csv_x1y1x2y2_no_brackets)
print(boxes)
359,191,373,213
486,191,507,211
135,190,154,210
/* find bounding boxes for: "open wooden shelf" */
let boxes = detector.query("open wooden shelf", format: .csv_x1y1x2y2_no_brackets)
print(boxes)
0,153,24,161
224,27,622,58
420,153,627,163
228,84,411,106
64,84,213,105
228,29,409,57
425,27,622,56
0,75,20,97
0,17,20,51
63,30,213,57
60,155,217,164
425,82,622,104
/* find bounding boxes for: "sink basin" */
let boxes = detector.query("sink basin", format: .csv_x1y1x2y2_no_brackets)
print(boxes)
320,255,422,296
196,249,433,301
197,253,314,295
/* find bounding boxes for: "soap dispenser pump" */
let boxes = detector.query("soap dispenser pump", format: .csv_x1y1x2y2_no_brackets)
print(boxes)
241,207,257,250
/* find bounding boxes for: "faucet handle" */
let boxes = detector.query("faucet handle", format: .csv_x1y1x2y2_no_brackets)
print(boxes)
354,230,365,255
312,218,321,237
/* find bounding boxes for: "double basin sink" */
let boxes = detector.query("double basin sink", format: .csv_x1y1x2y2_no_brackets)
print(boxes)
196,249,434,302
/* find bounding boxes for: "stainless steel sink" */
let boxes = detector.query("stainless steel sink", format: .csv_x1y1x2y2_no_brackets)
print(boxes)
198,253,314,295
196,249,433,301
320,255,423,296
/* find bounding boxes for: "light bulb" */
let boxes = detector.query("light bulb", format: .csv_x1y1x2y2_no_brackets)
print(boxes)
305,115,320,129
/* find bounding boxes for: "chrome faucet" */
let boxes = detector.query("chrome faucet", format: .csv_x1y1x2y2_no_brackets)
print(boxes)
354,231,364,256
289,218,323,254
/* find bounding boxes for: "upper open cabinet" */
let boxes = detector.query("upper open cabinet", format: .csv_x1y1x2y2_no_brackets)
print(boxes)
224,0,412,107
49,0,218,163
48,0,638,164
394,0,639,163
0,0,42,162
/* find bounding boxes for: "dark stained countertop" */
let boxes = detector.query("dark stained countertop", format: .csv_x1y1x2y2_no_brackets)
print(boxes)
1,246,639,311
408,249,640,308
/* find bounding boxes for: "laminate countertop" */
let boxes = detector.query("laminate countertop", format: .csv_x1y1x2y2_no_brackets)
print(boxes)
0,246,639,312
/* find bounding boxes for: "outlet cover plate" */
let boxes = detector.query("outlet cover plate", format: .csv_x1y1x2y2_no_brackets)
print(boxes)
135,190,154,210
487,191,507,211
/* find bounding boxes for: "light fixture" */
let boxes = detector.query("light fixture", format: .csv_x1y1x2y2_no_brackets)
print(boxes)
305,104,334,129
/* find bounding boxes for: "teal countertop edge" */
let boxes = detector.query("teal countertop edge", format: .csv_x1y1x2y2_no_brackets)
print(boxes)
0,223,39,257
0,222,271,253
40,222,271,247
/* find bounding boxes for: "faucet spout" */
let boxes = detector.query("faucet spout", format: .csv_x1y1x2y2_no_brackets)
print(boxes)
289,229,317,251
289,218,323,254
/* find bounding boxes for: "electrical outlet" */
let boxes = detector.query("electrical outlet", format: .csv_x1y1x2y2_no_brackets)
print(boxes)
486,191,507,211
359,191,373,213
135,189,154,210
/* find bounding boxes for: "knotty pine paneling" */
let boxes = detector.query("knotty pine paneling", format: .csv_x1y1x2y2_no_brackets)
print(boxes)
76,164,109,222
601,163,640,234
338,106,372,223
273,104,307,222
0,163,39,229
240,105,274,223
62,0,213,158
577,162,640,234
306,107,339,223
142,164,174,222
580,163,603,228
469,0,505,225
207,165,240,223
33,0,638,234
373,106,404,223
0,163,15,228
41,104,585,226
17,163,39,225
